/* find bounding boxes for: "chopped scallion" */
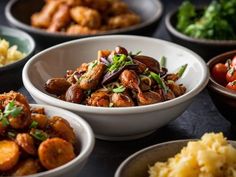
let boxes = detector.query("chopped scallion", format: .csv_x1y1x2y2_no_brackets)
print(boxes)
177,64,188,78
149,72,169,93
112,85,126,93
30,121,38,129
160,56,166,68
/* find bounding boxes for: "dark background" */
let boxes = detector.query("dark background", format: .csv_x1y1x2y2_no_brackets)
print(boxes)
0,0,233,177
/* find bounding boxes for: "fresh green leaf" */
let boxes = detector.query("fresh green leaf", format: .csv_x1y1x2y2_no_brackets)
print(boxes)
177,1,196,32
1,117,9,127
30,121,39,129
4,101,22,118
149,72,169,93
177,0,236,40
113,85,126,93
0,101,22,127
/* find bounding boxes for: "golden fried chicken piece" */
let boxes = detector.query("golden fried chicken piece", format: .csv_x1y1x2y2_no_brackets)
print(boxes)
107,13,140,29
66,25,98,35
109,1,128,16
47,0,84,7
31,1,61,28
83,0,110,12
47,4,71,32
70,6,101,29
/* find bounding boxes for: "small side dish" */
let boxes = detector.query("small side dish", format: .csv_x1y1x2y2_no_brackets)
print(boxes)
176,0,236,40
149,132,236,177
0,38,25,67
31,0,140,35
211,55,236,91
0,91,77,176
45,46,187,107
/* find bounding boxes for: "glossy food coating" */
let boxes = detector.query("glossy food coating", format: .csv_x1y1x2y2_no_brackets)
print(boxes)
45,47,187,107
0,91,78,176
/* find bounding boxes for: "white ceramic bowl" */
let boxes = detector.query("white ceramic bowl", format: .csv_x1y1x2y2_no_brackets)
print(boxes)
23,35,209,141
27,104,94,177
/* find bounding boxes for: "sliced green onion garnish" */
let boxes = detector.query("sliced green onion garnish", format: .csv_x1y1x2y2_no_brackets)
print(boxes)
30,121,38,129
4,101,22,118
160,56,166,68
112,85,126,93
149,72,169,93
1,117,9,127
177,64,188,78
31,129,48,141
0,101,22,127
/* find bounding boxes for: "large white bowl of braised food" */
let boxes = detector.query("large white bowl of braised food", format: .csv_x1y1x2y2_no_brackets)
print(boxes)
0,91,94,176
23,35,209,140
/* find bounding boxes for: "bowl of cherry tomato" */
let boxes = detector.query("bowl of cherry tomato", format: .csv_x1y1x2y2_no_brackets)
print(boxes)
207,50,236,126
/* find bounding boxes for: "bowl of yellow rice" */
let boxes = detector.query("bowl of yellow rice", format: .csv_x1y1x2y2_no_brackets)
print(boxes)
115,132,236,177
0,26,35,91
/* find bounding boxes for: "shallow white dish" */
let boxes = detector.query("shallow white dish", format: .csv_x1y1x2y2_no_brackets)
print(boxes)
27,104,94,177
23,35,209,141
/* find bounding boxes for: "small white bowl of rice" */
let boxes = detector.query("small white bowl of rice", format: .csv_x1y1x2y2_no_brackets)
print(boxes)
0,25,35,91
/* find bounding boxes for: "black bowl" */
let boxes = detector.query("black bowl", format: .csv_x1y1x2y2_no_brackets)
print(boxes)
165,9,236,61
5,0,163,47
207,50,236,128
0,26,35,92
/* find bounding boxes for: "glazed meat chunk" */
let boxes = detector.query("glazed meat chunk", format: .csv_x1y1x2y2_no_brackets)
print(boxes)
31,1,60,28
67,25,98,35
108,13,140,29
47,4,71,32
70,6,101,29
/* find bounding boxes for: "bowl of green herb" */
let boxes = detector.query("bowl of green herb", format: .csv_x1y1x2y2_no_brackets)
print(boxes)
165,0,236,60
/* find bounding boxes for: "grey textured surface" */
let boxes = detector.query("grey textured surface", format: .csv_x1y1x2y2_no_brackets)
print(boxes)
0,0,234,177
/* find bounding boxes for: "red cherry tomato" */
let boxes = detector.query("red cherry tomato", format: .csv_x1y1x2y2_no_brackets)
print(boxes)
226,81,236,91
226,67,236,83
231,56,236,67
211,63,227,85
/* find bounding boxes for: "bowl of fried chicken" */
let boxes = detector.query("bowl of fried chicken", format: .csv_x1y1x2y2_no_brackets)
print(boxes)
5,0,163,46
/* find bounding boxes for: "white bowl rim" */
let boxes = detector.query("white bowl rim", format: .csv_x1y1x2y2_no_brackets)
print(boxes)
23,104,95,177
114,139,236,177
23,35,209,115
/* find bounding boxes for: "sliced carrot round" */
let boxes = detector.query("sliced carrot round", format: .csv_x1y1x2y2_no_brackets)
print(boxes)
0,140,20,171
38,138,75,170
